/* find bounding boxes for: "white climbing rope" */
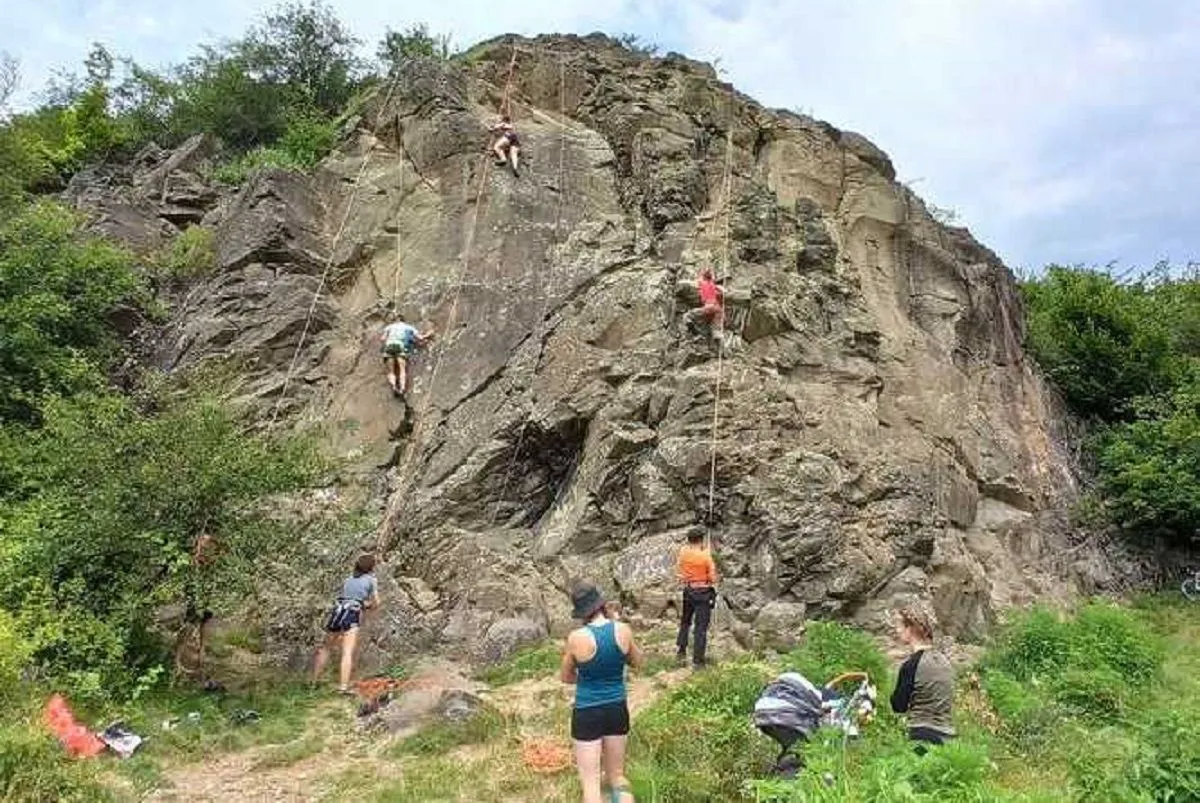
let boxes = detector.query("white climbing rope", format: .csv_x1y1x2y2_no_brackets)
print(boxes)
488,52,569,526
376,46,521,551
269,77,403,427
706,115,736,534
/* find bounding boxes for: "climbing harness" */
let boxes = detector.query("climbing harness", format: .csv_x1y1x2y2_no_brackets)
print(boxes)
269,76,404,427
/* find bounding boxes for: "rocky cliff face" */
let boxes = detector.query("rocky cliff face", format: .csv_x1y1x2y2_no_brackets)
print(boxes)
71,34,1121,666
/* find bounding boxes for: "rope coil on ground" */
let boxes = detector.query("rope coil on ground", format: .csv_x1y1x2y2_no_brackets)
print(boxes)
521,736,573,774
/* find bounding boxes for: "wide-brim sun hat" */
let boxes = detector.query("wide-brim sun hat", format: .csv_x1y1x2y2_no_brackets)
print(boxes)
570,582,606,620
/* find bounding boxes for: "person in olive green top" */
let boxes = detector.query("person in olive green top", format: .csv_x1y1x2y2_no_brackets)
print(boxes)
890,607,955,750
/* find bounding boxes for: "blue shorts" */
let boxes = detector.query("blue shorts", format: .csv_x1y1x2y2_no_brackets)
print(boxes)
324,602,362,632
383,341,411,358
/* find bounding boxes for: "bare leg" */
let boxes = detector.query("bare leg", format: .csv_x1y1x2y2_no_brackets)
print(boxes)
197,617,211,681
602,734,632,802
574,738,604,803
312,632,337,682
387,357,400,391
338,627,359,691
492,139,508,163
397,357,410,394
509,145,520,173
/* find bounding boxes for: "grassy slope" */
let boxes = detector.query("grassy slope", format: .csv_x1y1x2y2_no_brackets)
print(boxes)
6,599,1198,802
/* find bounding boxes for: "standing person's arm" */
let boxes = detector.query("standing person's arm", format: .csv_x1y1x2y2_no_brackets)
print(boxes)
891,652,922,713
366,576,381,610
560,633,579,684
705,552,719,586
618,622,644,670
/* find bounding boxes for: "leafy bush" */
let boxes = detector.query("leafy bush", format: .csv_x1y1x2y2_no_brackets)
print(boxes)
0,392,322,700
1128,708,1200,801
0,200,142,424
211,112,336,185
1094,373,1200,544
0,723,111,802
784,620,891,691
0,610,29,704
152,225,216,281
631,659,773,801
1022,267,1177,421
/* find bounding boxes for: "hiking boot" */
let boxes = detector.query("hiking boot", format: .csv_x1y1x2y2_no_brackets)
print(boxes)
675,650,687,666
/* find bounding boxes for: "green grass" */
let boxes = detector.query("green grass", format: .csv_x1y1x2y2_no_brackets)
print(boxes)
476,642,562,687
624,600,1200,802
388,706,509,757
252,734,327,769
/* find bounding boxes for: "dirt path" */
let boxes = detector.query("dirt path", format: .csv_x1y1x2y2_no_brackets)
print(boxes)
142,658,690,801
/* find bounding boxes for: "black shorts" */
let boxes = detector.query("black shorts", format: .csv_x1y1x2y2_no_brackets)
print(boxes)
324,603,362,633
571,701,630,742
910,726,953,746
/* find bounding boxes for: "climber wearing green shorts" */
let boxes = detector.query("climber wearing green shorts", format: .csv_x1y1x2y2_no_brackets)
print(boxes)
380,320,434,396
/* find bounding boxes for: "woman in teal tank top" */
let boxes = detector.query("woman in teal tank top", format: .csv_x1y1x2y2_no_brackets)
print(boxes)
561,582,643,803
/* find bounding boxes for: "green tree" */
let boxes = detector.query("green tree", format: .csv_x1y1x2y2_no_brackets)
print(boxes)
170,46,290,151
377,24,452,73
1022,266,1176,421
240,0,363,115
1095,371,1200,545
0,391,321,699
0,201,142,424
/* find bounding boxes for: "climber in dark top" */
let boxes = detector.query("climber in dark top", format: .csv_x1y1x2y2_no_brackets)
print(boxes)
890,606,956,750
491,114,521,176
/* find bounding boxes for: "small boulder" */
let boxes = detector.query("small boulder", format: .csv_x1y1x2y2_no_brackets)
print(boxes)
753,600,807,650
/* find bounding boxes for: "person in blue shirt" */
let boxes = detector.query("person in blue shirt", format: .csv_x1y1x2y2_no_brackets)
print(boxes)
560,582,643,803
380,320,435,397
312,554,381,694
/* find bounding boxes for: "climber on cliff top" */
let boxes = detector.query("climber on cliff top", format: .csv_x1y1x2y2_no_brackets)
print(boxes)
686,267,724,337
380,319,435,397
491,114,521,176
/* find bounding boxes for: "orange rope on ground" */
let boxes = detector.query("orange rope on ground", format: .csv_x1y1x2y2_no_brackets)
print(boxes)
522,736,573,774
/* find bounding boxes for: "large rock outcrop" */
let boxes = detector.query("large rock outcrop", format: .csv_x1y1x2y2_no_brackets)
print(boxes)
76,34,1120,664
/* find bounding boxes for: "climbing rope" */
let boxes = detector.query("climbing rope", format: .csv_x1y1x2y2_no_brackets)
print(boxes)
705,115,736,532
391,151,405,307
488,52,569,526
269,77,403,427
376,45,521,550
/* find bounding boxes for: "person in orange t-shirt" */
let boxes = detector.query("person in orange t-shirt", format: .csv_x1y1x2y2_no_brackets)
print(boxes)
676,529,718,668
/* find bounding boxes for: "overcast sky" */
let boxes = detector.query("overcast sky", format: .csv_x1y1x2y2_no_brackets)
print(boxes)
3,0,1198,272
